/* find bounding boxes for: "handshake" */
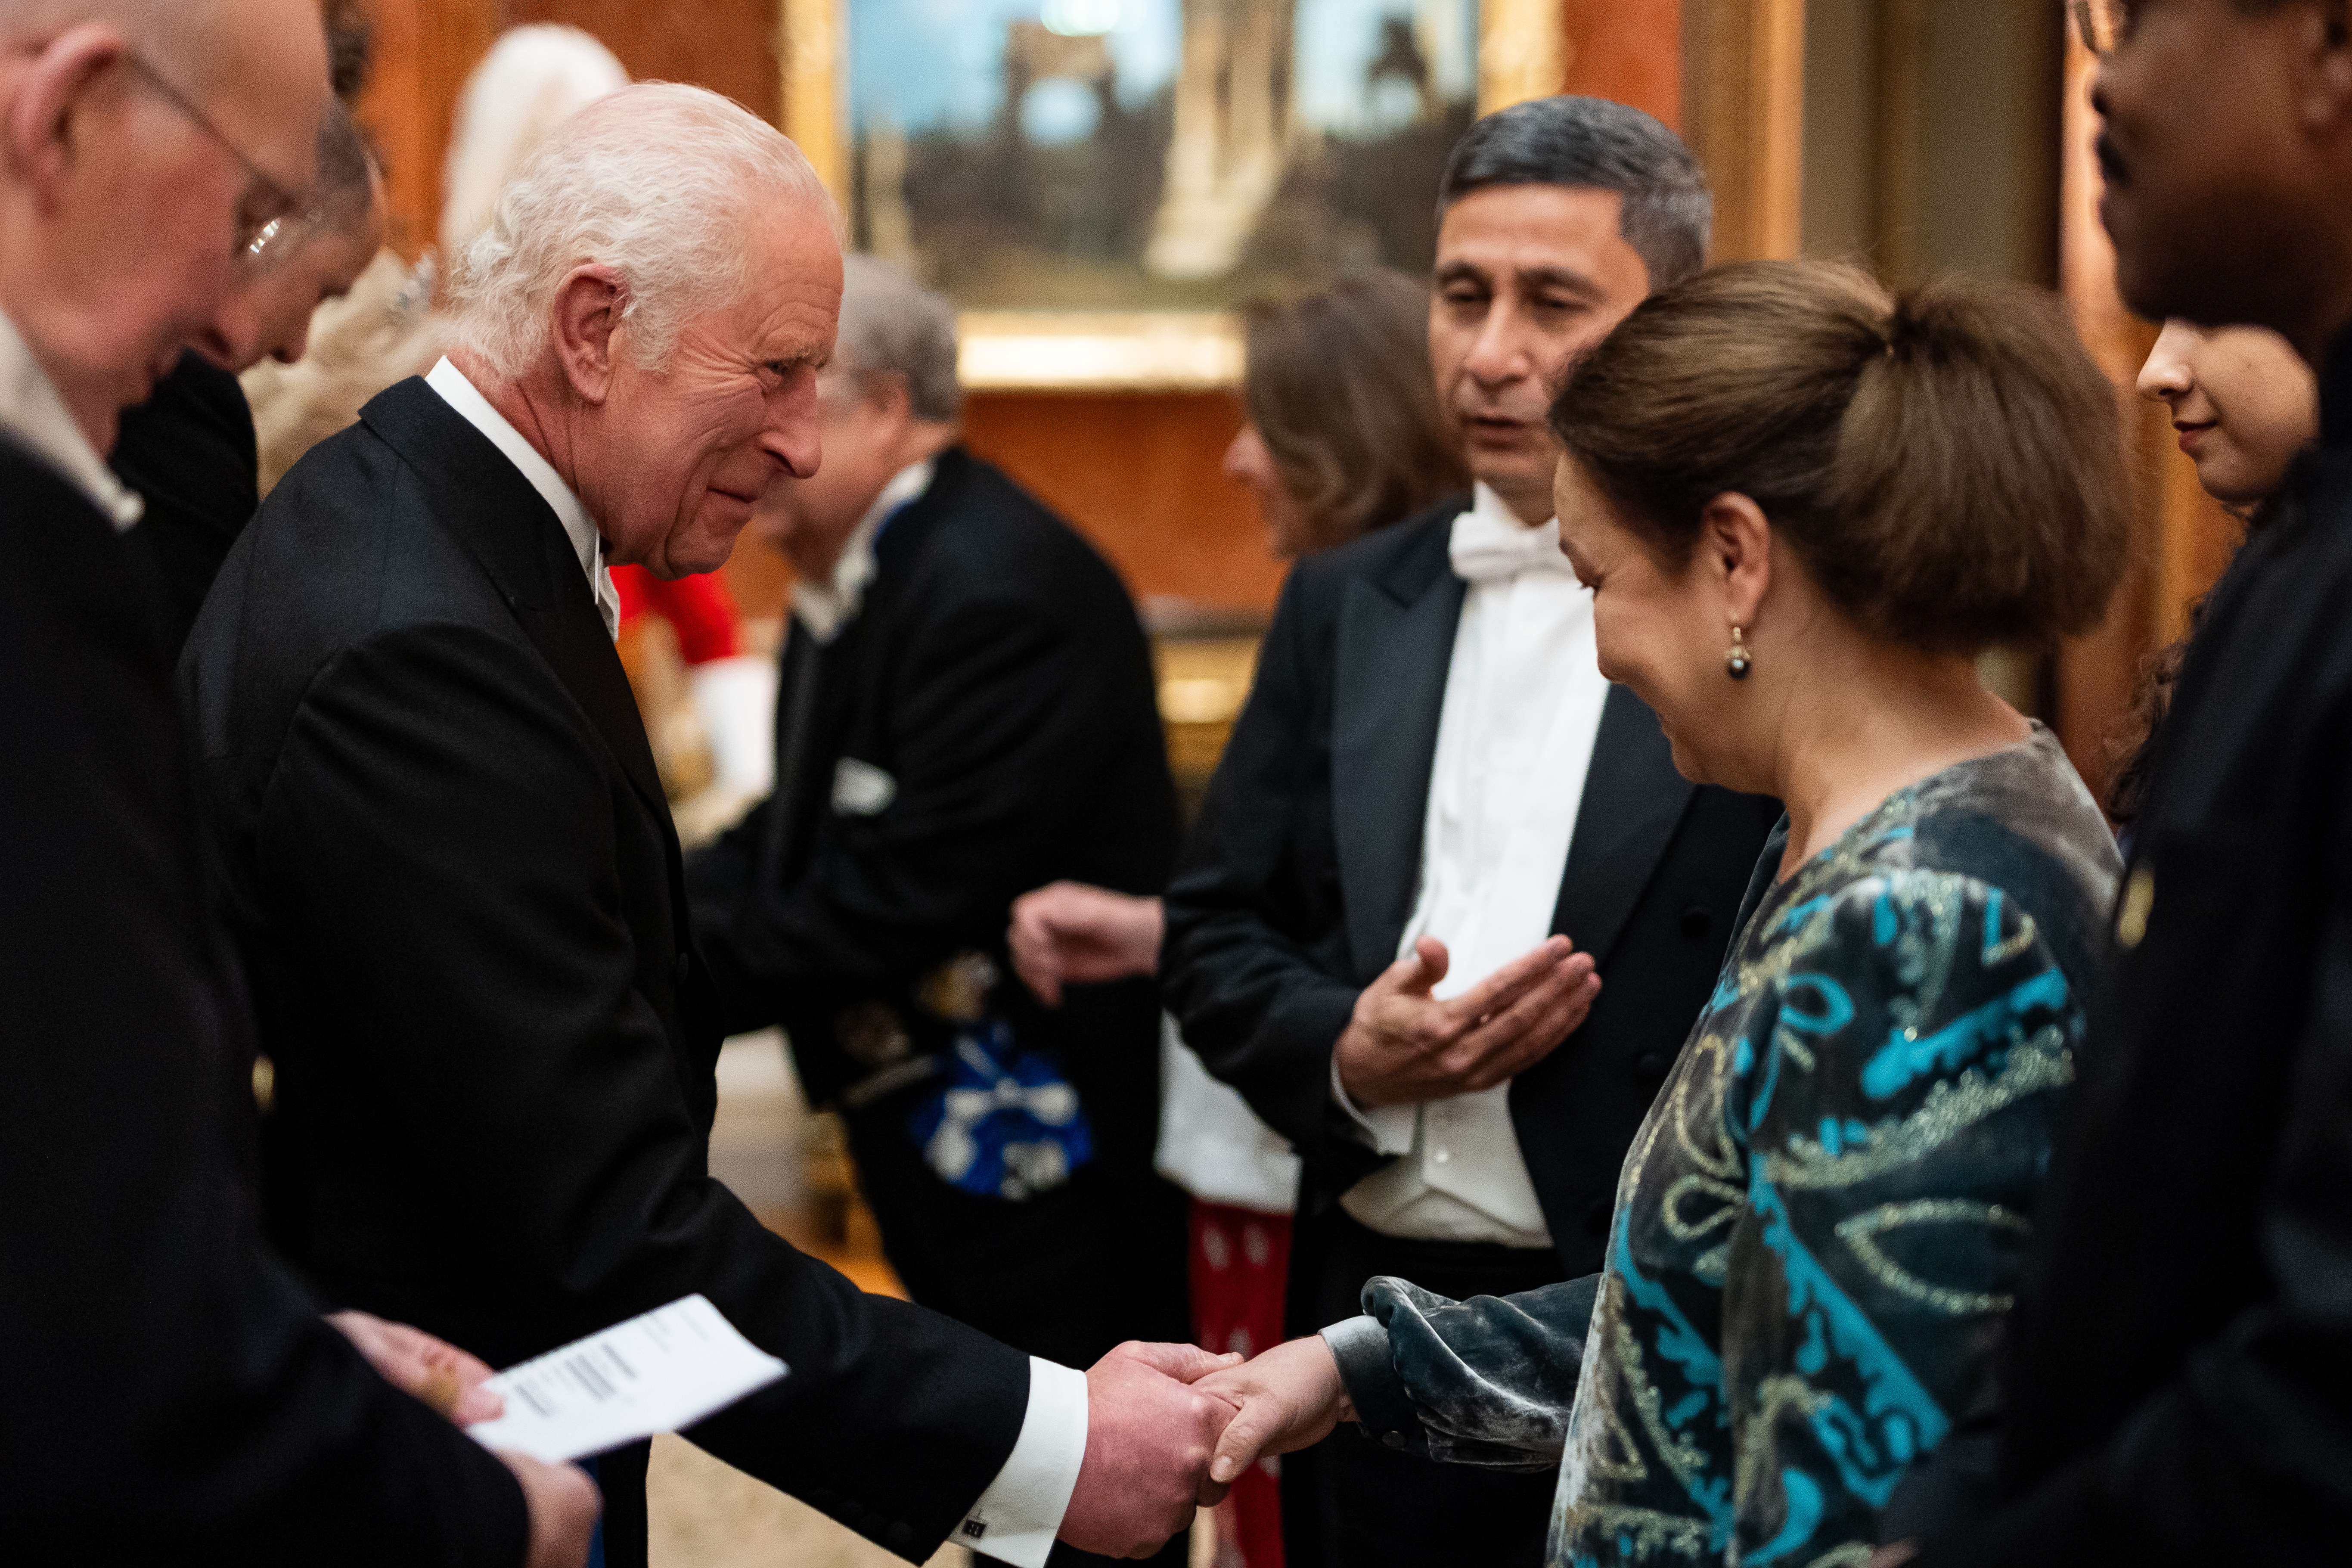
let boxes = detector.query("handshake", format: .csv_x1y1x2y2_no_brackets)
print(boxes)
1062,1336,1356,1559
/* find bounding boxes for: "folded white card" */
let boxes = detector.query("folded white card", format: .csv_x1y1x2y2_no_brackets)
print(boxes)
466,1295,786,1463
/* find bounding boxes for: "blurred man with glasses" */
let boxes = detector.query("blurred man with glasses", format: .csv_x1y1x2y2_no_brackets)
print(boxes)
0,2,595,1562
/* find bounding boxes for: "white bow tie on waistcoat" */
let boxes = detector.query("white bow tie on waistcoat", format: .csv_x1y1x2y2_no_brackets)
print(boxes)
1447,504,1578,584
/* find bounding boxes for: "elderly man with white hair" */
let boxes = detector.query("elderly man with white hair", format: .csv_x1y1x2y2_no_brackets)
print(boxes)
0,0,596,1562
182,82,1234,1568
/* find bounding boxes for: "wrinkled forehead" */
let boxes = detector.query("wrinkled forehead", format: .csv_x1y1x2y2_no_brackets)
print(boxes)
731,196,847,358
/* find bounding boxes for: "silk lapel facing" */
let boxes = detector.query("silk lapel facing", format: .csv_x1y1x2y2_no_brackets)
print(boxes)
1549,683,1696,967
1330,517,1465,981
356,377,670,828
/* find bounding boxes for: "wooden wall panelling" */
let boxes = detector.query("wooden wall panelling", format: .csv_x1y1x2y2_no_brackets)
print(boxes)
508,0,781,122
1681,0,1805,262
1560,0,1684,128
961,392,1281,613
353,0,497,261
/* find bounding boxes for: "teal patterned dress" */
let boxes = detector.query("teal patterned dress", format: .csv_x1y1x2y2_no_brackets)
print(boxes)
1322,727,2119,1568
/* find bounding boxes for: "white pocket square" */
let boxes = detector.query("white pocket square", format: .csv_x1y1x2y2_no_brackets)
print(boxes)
832,757,897,816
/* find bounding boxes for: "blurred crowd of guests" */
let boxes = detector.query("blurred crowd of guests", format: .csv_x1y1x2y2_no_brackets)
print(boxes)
10,2,2352,1568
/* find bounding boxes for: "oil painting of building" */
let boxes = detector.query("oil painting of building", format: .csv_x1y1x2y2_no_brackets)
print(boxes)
848,0,1479,310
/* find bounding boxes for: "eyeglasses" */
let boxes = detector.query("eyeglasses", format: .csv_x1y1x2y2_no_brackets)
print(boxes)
2067,0,2135,56
126,53,313,270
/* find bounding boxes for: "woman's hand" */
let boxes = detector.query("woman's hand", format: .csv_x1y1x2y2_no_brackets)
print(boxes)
1006,882,1165,1006
1194,1335,1357,1486
327,1309,503,1425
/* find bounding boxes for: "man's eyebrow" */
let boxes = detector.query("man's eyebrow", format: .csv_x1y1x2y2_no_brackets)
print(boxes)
1434,260,1491,287
1517,265,1606,299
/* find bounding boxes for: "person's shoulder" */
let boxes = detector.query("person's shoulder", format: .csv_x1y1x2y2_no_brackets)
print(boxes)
900,449,1132,611
1288,495,1467,595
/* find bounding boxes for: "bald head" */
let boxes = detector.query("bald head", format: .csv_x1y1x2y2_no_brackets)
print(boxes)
0,0,329,447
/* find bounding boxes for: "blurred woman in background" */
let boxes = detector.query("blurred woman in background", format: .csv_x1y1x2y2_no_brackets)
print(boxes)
2110,322,2317,825
1009,267,1465,1568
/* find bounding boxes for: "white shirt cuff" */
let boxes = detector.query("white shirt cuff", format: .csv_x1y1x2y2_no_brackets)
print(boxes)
956,1356,1088,1566
1330,1053,1417,1155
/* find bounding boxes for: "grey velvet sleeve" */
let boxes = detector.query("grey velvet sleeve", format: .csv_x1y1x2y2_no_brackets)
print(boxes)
1322,1274,1602,1471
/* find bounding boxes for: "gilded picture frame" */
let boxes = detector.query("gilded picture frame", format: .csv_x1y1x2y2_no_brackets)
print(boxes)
778,0,1564,389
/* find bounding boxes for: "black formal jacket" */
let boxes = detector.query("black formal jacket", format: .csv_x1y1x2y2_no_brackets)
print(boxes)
1918,343,2352,1566
180,379,1031,1568
1160,500,1782,1279
110,348,259,656
687,446,1177,1176
0,436,525,1563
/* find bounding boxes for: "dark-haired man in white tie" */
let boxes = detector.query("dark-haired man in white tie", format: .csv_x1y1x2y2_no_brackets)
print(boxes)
1160,95,1783,1568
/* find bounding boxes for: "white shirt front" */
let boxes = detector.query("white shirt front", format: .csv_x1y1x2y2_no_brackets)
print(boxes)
1337,484,1612,1248
791,456,935,643
424,357,622,640
424,363,1085,1561
0,309,145,529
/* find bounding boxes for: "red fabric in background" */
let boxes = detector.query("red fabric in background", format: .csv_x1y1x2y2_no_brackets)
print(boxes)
1191,1201,1291,1568
610,564,741,665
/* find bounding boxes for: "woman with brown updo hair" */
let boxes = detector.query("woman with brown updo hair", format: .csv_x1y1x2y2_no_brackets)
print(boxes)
1188,261,2132,1568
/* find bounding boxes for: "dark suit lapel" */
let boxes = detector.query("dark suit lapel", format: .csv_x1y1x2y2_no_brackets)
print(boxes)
1331,518,1465,978
357,378,670,827
1551,684,1695,966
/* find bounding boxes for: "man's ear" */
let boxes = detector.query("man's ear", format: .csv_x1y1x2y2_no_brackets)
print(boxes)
1698,491,1773,629
2303,0,2352,131
9,25,132,209
549,264,626,405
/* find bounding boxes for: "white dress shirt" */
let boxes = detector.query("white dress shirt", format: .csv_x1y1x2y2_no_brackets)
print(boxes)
1336,484,1612,1248
424,357,622,640
0,310,145,530
423,368,1085,1560
789,456,936,643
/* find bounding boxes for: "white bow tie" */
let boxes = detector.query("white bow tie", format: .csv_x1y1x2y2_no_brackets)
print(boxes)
1448,508,1577,584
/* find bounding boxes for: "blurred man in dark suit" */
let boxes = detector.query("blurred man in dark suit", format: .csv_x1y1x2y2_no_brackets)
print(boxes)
0,0,594,1561
183,84,1229,1568
686,255,1188,1566
1908,3,2352,1564
1159,97,1782,1568
111,97,385,655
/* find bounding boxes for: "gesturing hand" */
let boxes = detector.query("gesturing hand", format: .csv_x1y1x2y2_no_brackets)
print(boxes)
1058,1341,1242,1559
1334,935,1601,1109
328,1309,503,1425
1196,1336,1355,1487
1006,882,1165,1007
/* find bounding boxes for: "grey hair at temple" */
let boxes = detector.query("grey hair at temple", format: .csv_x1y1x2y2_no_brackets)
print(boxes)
836,253,962,423
1438,95,1711,291
445,81,841,381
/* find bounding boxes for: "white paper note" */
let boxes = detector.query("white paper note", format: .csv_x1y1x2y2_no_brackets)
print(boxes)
466,1295,787,1463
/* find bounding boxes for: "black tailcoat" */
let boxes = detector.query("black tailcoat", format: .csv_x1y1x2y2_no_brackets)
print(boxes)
180,379,1030,1568
1922,342,2352,1565
1160,500,1783,1279
110,348,259,657
0,436,524,1562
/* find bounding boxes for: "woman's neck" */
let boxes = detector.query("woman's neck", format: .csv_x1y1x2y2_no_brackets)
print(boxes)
1764,645,2030,882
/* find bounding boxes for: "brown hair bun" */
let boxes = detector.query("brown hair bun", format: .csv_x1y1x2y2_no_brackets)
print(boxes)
1551,259,2130,654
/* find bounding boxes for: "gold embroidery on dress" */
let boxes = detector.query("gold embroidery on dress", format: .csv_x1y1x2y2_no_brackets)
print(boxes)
1834,1200,2027,1315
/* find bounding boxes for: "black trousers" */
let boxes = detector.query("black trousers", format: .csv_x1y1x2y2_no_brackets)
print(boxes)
846,1106,1192,1568
1280,1206,1566,1568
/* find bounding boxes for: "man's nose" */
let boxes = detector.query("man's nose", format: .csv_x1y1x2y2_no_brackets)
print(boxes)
196,285,266,373
1461,300,1527,386
762,381,825,480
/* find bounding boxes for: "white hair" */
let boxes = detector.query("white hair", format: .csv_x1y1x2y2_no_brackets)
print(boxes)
439,25,627,256
444,81,841,382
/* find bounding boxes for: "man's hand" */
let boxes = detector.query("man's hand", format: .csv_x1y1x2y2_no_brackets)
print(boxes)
1057,1341,1241,1559
498,1451,601,1568
1007,882,1165,1007
1334,935,1600,1109
328,1309,503,1425
1196,1336,1353,1487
